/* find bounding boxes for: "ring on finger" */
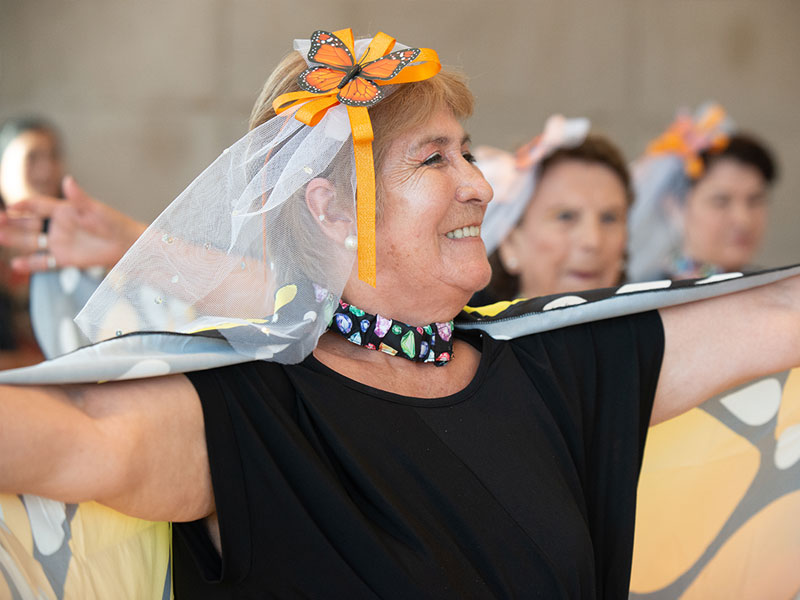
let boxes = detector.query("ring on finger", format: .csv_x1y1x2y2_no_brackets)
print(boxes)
46,254,57,270
37,232,49,250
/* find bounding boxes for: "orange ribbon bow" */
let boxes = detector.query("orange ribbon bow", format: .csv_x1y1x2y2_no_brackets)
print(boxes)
273,29,441,287
646,103,730,179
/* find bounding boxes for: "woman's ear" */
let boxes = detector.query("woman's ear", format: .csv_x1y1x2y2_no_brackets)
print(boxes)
498,230,522,274
305,177,353,243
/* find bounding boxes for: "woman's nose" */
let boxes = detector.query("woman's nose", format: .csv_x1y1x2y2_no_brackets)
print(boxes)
577,217,602,250
456,163,493,205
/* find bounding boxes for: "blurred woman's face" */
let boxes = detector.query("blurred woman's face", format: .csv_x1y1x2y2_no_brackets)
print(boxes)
0,130,64,206
500,160,627,298
683,158,768,272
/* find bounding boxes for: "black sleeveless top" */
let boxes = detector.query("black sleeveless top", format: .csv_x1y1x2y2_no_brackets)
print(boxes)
174,311,664,599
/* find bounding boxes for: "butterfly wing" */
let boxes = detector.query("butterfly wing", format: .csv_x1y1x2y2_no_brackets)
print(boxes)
337,77,383,107
307,30,354,70
359,48,421,81
298,66,346,94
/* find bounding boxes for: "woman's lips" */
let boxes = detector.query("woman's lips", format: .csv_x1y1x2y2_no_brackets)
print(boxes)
567,270,601,280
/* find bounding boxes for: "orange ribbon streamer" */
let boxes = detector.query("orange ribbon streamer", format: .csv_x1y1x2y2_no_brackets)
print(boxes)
646,104,730,179
273,28,441,287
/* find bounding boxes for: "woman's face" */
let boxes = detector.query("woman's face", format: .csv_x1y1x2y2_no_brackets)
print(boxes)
501,160,628,297
0,129,63,206
344,109,493,322
683,158,768,271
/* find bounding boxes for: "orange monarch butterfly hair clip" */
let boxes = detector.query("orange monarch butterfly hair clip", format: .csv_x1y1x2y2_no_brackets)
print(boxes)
299,30,422,107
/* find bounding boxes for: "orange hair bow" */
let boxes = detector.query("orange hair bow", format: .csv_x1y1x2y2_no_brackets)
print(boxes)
273,29,441,287
645,103,730,179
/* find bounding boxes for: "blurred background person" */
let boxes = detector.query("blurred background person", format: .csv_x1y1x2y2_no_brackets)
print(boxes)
0,117,64,207
0,117,65,367
627,103,779,282
0,117,146,362
473,115,631,305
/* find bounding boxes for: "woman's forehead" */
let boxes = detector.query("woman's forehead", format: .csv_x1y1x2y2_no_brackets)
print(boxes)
400,111,470,152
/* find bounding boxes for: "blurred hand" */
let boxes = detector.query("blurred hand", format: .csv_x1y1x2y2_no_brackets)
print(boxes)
0,175,147,273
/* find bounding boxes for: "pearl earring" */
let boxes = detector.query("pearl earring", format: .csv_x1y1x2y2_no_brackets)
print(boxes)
505,256,519,270
344,235,358,251
318,214,326,222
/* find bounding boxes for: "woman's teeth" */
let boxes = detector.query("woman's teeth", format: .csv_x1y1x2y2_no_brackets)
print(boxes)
446,225,481,239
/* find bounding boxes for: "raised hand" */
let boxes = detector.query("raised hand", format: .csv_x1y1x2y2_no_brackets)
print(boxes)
0,176,147,273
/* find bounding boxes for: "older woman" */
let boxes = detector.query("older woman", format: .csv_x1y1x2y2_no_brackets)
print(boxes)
627,104,778,282
473,117,631,304
1,30,800,598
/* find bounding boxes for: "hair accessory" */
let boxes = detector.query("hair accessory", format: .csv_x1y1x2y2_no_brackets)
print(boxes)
273,29,441,287
328,299,454,366
478,115,590,254
644,103,731,179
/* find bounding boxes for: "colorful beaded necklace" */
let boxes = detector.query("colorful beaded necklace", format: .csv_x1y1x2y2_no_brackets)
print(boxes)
328,300,454,366
670,254,723,280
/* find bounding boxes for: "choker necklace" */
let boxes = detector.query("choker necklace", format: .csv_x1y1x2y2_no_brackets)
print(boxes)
328,300,454,366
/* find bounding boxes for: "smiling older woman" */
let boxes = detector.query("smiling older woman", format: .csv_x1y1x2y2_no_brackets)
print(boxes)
2,30,800,599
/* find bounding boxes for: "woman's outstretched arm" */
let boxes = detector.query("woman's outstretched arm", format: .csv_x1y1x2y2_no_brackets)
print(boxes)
0,374,212,522
655,273,800,424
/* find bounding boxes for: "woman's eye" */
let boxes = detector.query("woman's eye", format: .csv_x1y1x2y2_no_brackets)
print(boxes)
556,211,577,222
710,194,730,209
422,153,443,166
462,152,476,164
601,213,621,224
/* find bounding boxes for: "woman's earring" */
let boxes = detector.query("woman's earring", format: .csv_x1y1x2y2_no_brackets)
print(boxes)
344,235,358,251
318,214,326,222
505,256,519,271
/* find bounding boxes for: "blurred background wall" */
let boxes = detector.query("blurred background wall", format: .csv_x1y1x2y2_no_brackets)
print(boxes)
1,0,798,266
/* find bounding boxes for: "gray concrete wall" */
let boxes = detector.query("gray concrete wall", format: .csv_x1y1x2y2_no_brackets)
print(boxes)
1,0,798,266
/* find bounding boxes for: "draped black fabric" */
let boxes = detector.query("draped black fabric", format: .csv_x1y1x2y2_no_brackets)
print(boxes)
174,311,664,599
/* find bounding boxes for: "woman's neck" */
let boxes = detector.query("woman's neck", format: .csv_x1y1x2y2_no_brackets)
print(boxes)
313,331,481,399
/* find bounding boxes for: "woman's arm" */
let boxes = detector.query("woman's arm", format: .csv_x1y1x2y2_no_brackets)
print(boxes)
0,374,212,522
654,273,800,424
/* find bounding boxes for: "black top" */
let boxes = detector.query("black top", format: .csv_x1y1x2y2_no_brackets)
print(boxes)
174,311,664,599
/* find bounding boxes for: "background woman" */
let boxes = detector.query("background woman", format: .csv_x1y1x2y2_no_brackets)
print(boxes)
0,117,65,366
627,104,779,282
474,116,632,304
0,118,148,361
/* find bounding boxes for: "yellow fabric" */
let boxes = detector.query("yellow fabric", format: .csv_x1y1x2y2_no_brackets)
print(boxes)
631,369,800,598
0,495,55,598
63,502,170,600
0,496,171,599
630,409,759,592
461,297,530,317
